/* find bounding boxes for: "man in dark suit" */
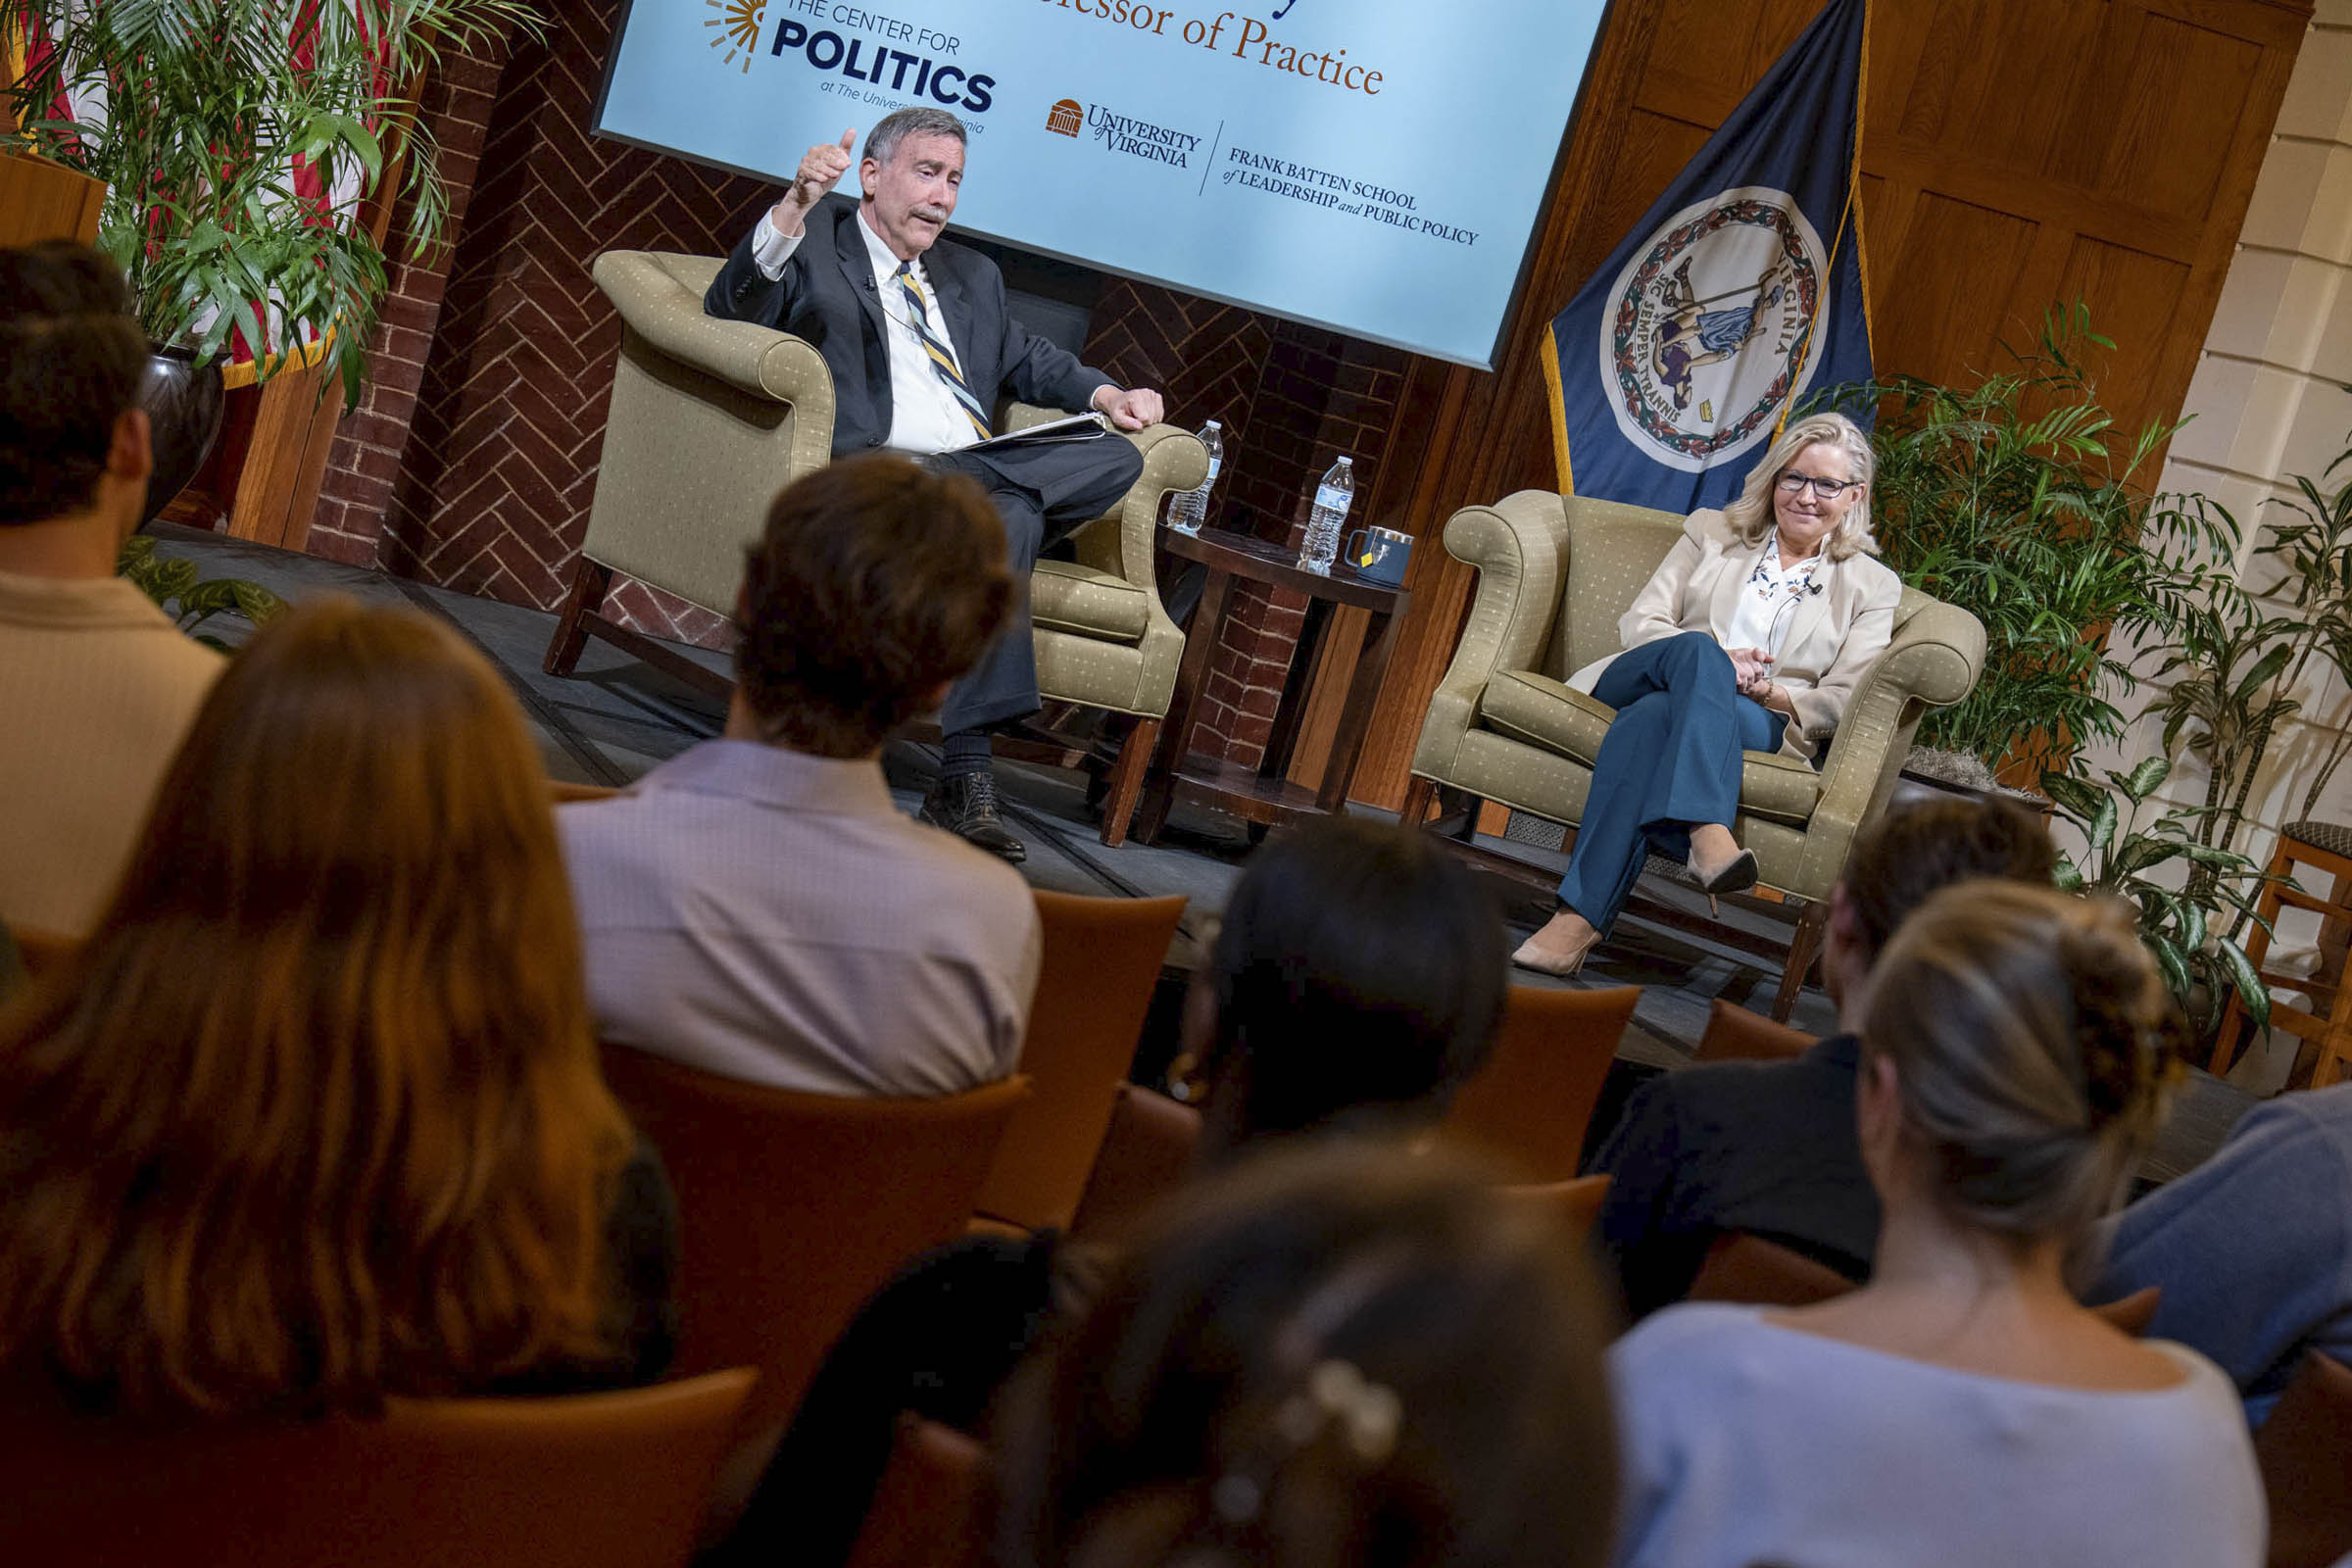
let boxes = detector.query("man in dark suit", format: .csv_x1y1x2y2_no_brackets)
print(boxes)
705,107,1165,861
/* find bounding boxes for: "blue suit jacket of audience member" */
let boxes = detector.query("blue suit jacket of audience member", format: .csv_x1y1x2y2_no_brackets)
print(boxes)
2098,1081,2352,1423
703,198,1114,460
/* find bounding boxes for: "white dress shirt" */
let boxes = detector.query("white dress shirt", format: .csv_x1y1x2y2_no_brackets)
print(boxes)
750,206,982,454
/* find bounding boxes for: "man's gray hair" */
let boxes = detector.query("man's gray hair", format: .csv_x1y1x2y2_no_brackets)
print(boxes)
863,107,967,170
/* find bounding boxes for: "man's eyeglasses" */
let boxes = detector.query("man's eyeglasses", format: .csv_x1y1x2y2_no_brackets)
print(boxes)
1776,472,1858,501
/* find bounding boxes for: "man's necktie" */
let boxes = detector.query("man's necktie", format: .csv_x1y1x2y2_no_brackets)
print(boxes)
894,262,993,445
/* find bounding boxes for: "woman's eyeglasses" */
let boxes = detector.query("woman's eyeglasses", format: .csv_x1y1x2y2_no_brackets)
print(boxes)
1776,473,1858,501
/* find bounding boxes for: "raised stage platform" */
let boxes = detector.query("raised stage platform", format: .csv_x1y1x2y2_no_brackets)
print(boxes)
150,524,2256,1183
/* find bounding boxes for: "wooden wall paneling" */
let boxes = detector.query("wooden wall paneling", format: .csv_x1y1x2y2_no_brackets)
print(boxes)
1335,0,2309,813
0,152,104,246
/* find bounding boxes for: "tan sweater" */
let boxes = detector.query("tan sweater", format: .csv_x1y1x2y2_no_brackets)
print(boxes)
0,569,222,937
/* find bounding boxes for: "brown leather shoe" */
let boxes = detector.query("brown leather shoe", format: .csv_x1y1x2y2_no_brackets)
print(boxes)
920,772,1026,862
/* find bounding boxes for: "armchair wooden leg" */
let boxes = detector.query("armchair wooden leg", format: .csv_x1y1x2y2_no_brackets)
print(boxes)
545,556,614,675
1097,716,1162,849
1400,775,1439,830
1772,900,1830,1023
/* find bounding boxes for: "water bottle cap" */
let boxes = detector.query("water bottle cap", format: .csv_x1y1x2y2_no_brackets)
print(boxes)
1204,419,1221,430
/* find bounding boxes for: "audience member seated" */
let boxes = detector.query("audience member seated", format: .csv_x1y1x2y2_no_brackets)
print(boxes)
2097,1079,2352,1425
0,241,222,938
712,816,1510,1568
562,455,1038,1096
0,599,675,1413
1594,797,2055,1317
994,1148,1621,1568
1608,883,2263,1568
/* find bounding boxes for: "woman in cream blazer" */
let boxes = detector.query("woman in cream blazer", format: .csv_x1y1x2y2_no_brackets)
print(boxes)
1514,413,1900,976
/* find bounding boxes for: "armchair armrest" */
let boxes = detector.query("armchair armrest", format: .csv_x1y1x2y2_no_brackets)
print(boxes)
591,251,833,410
1004,404,1206,591
1800,597,1988,885
1410,490,1572,780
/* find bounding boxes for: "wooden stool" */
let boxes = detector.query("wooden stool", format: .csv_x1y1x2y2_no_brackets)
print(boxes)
2212,820,2352,1086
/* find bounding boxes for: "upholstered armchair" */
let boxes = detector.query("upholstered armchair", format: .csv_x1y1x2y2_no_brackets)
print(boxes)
1399,491,1985,1019
544,250,1207,846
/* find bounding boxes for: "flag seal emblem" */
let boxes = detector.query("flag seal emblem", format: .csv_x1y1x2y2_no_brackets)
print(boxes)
1600,185,1828,473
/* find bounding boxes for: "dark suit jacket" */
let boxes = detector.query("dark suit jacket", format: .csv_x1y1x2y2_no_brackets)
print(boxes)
704,200,1114,457
1593,1034,1881,1320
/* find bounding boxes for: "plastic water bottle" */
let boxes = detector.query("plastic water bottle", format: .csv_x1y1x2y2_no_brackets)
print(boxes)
1165,419,1223,535
1297,456,1353,574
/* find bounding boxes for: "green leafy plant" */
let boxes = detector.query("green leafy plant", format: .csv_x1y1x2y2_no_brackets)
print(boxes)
1809,307,2238,777
2044,757,2273,1037
119,536,286,650
2,0,540,404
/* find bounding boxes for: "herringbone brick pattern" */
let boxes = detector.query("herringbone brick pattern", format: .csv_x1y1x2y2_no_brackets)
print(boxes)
373,0,767,647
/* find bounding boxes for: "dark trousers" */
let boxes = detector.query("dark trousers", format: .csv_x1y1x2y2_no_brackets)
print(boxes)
926,434,1145,735
1554,632,1785,934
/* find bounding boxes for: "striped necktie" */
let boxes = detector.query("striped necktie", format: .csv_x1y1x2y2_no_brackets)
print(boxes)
894,262,993,445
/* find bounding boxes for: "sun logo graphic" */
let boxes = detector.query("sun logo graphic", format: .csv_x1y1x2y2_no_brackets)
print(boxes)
1046,99,1083,137
705,0,766,74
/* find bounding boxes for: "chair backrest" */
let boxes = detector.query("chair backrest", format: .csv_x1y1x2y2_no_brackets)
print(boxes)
3,1367,756,1568
976,892,1187,1231
2256,1350,2352,1568
1438,985,1642,1182
1066,1083,1204,1245
1684,1232,1855,1307
2089,1286,2163,1338
598,1048,1030,1435
1693,997,1817,1064
1504,1172,1613,1242
842,1414,988,1568
1541,499,1686,682
6,920,78,982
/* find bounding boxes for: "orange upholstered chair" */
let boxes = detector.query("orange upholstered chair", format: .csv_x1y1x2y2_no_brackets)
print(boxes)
2257,1351,2352,1568
598,1048,1029,1437
1692,996,1817,1064
1066,1082,1204,1245
2,1367,755,1568
1439,985,1641,1182
1506,1172,1612,1242
2090,1286,2163,1338
6,921,78,982
842,1415,989,1568
975,892,1187,1231
1684,1232,1854,1308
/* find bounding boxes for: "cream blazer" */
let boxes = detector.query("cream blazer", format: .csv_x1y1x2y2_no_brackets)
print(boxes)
1565,508,1901,762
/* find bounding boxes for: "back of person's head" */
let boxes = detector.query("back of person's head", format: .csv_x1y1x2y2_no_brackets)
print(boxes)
0,597,633,1415
736,455,1011,756
0,240,148,526
1859,881,2179,1247
996,1148,1619,1568
1841,796,2057,959
1191,817,1507,1152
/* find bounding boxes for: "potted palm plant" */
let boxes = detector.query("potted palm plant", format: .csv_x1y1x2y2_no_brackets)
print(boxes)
1,0,537,517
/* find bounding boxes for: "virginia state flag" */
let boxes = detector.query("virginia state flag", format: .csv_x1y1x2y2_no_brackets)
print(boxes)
1544,0,1873,512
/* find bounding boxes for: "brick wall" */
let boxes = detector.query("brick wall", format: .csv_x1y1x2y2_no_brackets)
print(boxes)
303,2,1410,744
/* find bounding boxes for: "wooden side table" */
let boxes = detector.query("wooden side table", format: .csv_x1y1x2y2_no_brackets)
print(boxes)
1133,526,1409,845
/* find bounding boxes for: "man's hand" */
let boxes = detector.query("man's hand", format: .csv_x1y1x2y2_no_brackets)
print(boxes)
1092,385,1164,430
770,129,858,237
1727,646,1774,695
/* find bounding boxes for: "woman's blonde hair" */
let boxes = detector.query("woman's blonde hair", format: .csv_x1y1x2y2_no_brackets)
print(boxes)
0,597,633,1415
1721,411,1880,562
1859,882,2181,1247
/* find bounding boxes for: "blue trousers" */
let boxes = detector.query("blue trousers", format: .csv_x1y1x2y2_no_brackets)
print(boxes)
1554,632,1785,934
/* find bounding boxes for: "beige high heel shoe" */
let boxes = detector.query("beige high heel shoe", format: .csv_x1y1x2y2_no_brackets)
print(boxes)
1512,923,1601,977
